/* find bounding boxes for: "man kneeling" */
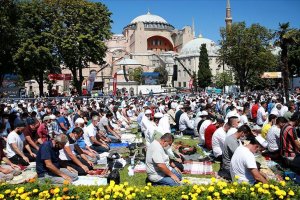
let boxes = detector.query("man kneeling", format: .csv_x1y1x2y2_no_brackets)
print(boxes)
146,133,182,186
36,134,78,184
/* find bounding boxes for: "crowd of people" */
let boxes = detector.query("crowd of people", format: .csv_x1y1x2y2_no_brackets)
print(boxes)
1,90,300,186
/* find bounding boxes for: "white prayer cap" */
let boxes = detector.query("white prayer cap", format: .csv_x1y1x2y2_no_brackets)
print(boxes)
75,118,85,124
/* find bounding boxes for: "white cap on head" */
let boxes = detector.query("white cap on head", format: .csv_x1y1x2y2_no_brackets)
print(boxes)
145,109,152,115
49,114,56,120
154,112,164,118
200,111,208,116
75,118,85,124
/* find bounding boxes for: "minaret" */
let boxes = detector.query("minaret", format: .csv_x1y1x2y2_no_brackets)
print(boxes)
192,17,195,38
225,0,232,31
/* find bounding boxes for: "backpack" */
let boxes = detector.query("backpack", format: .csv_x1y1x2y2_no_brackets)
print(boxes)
107,169,120,185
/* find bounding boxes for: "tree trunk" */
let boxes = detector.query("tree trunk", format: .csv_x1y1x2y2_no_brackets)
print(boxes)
282,47,289,103
38,71,44,97
71,68,82,96
78,67,84,96
239,79,245,92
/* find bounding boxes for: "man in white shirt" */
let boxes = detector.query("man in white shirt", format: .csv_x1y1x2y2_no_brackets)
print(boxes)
266,117,287,153
6,121,36,166
257,101,267,126
226,116,240,137
199,118,212,145
178,106,194,135
230,135,267,184
83,116,109,153
212,122,230,161
146,133,182,186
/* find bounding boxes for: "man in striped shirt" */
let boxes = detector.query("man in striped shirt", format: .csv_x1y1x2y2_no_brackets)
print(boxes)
279,112,300,162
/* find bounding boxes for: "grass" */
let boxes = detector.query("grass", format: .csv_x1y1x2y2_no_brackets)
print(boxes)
117,137,220,186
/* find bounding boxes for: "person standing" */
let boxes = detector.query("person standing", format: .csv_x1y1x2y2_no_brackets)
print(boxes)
256,101,267,126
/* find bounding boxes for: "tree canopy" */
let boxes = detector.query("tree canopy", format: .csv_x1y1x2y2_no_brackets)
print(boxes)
0,0,19,86
218,22,277,92
197,44,212,89
51,0,112,95
154,66,168,85
129,67,143,84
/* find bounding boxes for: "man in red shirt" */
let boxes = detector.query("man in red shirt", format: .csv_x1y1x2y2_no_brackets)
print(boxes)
251,100,259,123
204,118,225,150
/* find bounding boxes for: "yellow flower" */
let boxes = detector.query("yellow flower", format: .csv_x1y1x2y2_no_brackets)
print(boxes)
53,188,60,194
258,188,264,193
124,182,129,186
285,177,290,181
234,175,240,180
127,194,133,199
18,187,25,194
263,184,269,189
104,194,110,199
208,186,214,192
147,182,152,186
233,182,238,186
20,193,28,199
213,192,220,197
0,194,4,200
211,177,216,183
33,189,38,193
4,189,11,194
288,190,295,196
181,194,189,199
91,191,96,196
279,195,284,199
250,187,254,192
251,192,256,196
222,189,229,195
146,194,152,198
280,181,286,187
207,196,212,200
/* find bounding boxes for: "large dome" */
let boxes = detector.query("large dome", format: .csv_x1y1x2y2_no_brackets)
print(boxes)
180,36,219,57
131,11,168,24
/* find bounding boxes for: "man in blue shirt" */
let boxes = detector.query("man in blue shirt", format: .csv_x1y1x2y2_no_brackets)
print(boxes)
57,111,70,133
36,134,78,184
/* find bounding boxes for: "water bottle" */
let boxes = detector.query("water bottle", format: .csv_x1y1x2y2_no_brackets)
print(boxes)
131,157,135,166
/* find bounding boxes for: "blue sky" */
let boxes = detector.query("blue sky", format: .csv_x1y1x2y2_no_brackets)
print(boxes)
96,0,300,43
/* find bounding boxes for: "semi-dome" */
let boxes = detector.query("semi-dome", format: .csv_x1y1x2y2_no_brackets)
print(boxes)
131,11,168,24
180,36,219,57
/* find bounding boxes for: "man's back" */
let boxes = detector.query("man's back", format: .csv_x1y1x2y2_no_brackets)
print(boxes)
212,127,226,157
222,135,239,171
280,124,299,158
230,145,256,184
146,140,169,182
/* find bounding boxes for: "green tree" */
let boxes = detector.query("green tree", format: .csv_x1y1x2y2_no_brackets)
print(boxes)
219,22,276,92
154,66,168,85
275,23,299,101
13,0,59,96
197,44,212,89
0,0,19,86
214,72,233,88
51,0,112,95
129,67,143,84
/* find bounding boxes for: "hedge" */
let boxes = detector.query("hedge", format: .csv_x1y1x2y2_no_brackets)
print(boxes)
0,177,299,200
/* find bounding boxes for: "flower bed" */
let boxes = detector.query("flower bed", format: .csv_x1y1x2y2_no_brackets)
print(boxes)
0,177,299,200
